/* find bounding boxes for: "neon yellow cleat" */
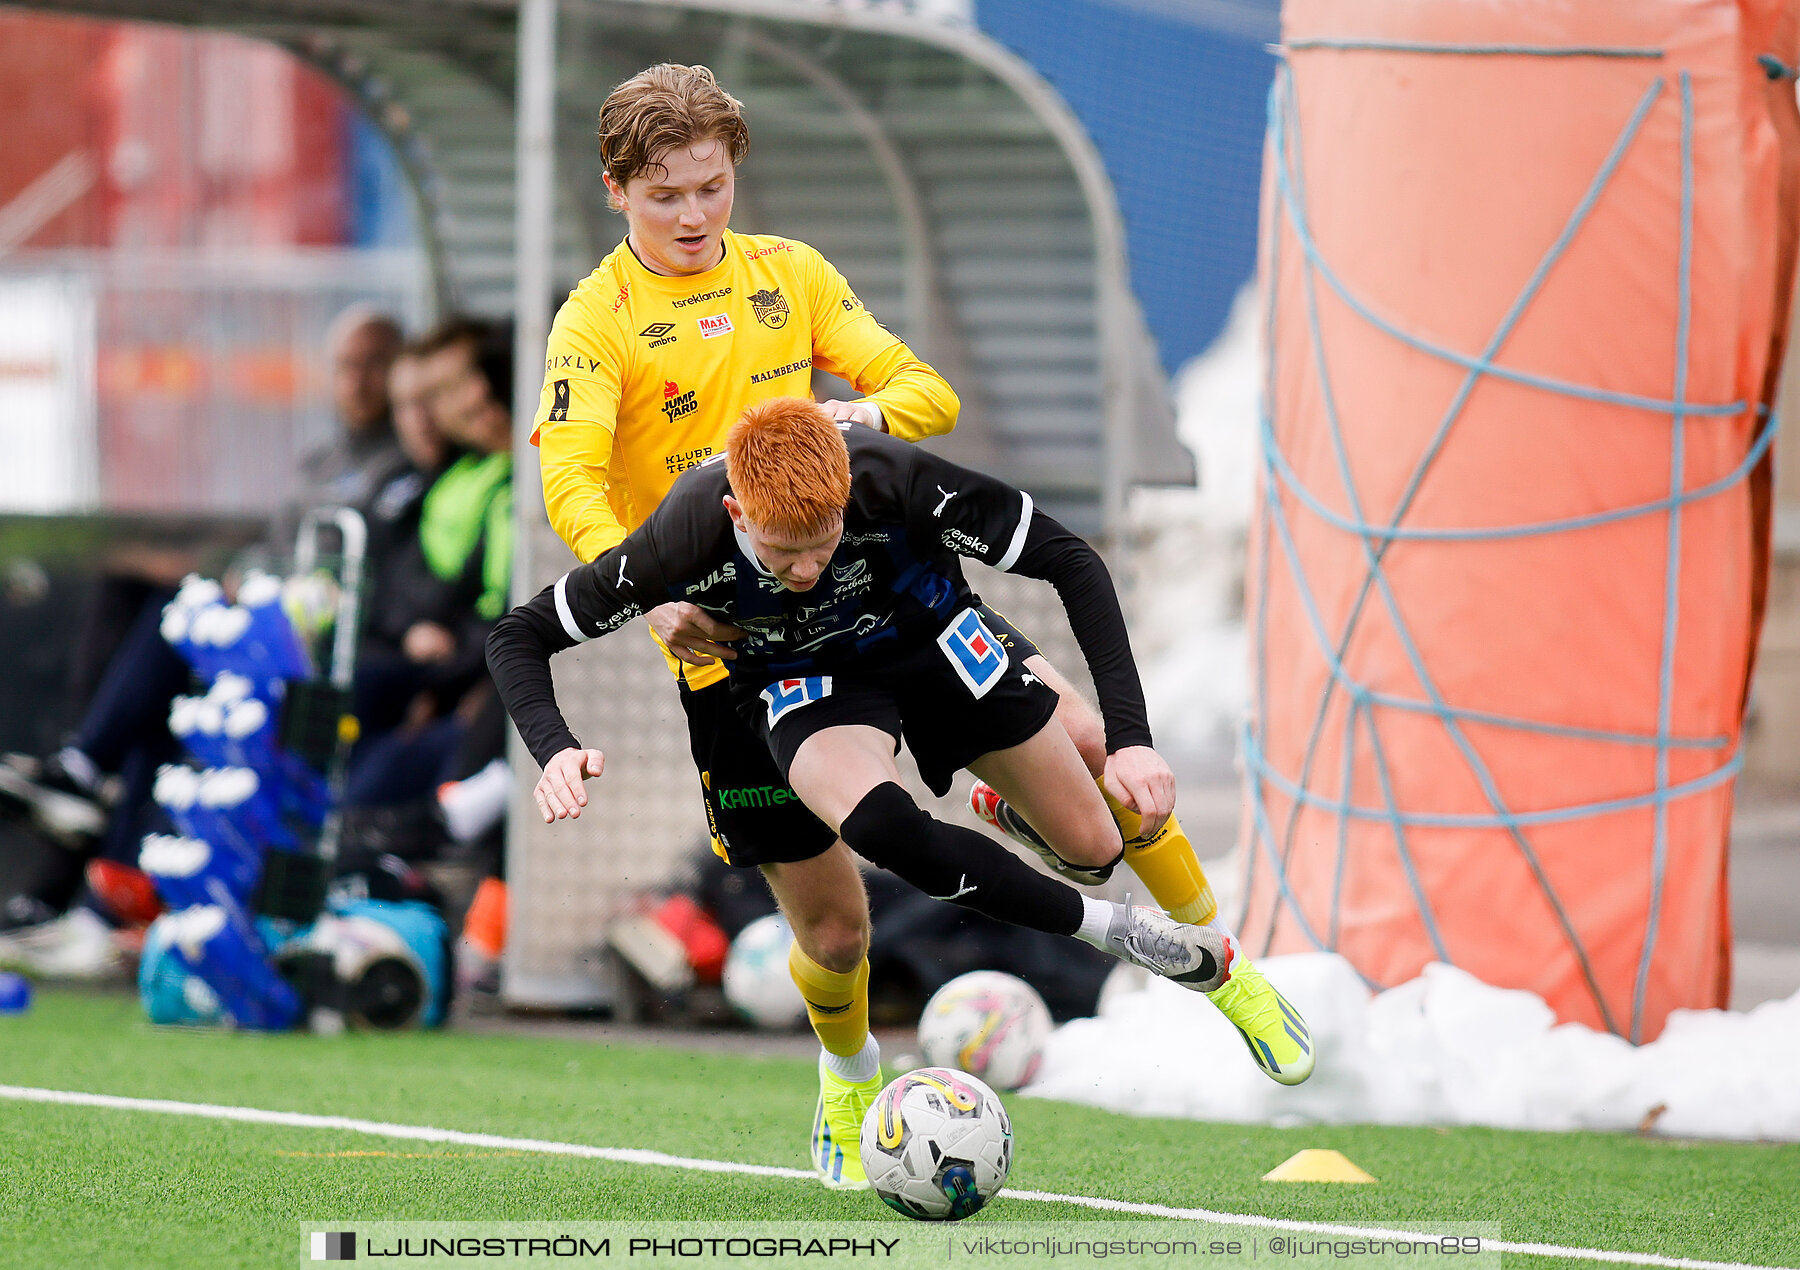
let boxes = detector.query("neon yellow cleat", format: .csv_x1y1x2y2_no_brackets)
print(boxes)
1206,934,1315,1086
811,1053,884,1189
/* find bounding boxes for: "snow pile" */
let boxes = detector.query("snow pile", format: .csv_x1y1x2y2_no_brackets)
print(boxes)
1029,955,1800,1141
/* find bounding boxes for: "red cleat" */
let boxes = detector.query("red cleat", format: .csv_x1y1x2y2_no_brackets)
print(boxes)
84,860,164,928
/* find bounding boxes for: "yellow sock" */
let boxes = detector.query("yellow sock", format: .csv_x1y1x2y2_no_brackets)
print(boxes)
788,941,871,1058
1097,777,1218,926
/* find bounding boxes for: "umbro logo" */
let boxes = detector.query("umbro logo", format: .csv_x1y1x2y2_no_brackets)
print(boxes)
639,322,676,348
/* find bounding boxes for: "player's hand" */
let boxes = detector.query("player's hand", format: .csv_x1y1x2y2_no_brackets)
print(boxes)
648,601,745,666
1102,745,1176,838
819,399,883,431
402,620,457,663
536,747,605,823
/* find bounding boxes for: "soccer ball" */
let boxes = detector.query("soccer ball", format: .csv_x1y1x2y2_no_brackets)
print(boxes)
918,970,1052,1090
721,913,806,1029
860,1067,1012,1221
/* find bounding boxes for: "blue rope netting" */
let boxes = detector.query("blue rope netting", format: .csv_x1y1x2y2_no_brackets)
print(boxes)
1240,48,1775,1041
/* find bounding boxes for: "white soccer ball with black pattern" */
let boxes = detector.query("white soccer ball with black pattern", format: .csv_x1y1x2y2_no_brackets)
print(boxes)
722,913,806,1029
917,970,1052,1091
859,1067,1012,1221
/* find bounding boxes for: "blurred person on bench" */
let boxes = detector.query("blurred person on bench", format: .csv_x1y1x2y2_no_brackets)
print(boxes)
335,318,517,1000
0,306,416,977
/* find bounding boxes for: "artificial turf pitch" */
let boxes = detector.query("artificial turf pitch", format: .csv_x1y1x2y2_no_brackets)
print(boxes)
1,991,1796,1270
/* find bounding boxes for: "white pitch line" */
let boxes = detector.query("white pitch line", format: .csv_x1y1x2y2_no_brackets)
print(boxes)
3,1084,1792,1270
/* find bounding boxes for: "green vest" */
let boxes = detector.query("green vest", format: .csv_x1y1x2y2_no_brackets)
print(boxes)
420,451,513,620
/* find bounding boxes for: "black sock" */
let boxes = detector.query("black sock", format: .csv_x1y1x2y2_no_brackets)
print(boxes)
839,782,1083,937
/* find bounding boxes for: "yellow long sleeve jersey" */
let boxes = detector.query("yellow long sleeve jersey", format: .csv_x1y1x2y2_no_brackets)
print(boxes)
533,231,959,567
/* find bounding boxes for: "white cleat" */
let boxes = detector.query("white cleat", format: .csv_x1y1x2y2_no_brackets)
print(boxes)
0,908,124,980
968,781,1115,886
1100,903,1229,993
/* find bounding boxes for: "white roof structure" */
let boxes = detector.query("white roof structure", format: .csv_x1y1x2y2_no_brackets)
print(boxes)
26,0,1194,534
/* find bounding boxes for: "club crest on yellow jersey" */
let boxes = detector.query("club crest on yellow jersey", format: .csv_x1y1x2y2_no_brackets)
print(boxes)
750,287,791,329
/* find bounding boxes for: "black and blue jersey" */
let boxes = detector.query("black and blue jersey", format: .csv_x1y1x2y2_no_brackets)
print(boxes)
489,426,1152,769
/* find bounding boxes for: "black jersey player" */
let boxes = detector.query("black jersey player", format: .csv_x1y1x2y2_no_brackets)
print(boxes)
488,398,1314,1189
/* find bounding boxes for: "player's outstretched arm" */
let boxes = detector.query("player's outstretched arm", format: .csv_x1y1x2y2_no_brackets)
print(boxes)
906,446,1162,816
802,245,958,441
535,747,606,823
486,532,664,774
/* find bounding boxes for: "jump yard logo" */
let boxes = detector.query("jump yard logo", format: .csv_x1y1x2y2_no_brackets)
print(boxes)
661,380,698,422
937,608,1008,698
761,676,832,729
749,286,790,329
311,1231,356,1260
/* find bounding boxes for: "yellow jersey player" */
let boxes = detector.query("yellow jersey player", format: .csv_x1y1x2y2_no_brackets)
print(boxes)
529,63,1305,1191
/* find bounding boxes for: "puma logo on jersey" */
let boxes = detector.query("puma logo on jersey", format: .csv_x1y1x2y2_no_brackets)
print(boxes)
933,486,958,516
616,555,630,588
1020,673,1041,687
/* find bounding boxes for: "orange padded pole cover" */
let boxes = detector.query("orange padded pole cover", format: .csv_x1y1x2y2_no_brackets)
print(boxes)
1241,0,1800,1040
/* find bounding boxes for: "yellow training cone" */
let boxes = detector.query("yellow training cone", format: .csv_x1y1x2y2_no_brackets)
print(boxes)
1262,1149,1376,1183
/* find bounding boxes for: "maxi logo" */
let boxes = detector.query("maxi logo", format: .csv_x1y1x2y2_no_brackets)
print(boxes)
697,313,733,339
761,677,832,730
936,608,1008,699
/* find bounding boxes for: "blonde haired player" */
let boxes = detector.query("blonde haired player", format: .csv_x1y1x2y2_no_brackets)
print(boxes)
530,65,1297,1189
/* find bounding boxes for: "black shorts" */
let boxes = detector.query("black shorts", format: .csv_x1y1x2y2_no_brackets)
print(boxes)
679,673,838,869
679,603,1043,869
737,604,1059,800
